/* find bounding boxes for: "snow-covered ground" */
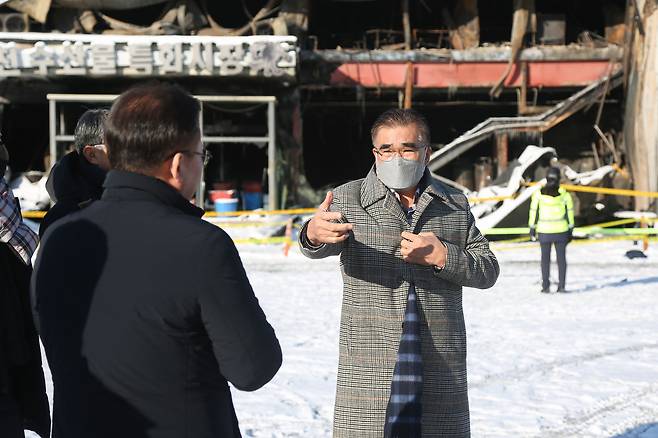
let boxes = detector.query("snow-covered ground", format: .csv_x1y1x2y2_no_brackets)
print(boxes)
40,239,658,437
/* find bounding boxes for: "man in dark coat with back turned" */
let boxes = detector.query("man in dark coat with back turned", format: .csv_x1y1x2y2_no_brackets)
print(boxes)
0,142,50,438
33,83,282,438
40,108,110,237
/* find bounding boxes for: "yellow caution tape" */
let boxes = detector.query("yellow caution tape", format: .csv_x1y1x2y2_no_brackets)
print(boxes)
468,195,515,203
207,221,303,230
484,226,658,236
21,211,46,219
207,221,290,229
232,236,289,245
491,235,658,251
561,183,658,198
23,180,656,221
577,228,657,236
204,208,315,217
490,242,538,251
571,235,658,245
21,208,314,220
483,215,658,236
578,218,638,229
483,227,530,235
524,181,658,198
490,236,532,244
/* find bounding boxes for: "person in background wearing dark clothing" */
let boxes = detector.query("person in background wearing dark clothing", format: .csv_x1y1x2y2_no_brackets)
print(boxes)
33,83,282,438
40,108,110,237
528,166,575,293
0,143,50,438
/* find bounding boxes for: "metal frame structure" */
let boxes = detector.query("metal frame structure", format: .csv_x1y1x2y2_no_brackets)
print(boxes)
47,93,278,210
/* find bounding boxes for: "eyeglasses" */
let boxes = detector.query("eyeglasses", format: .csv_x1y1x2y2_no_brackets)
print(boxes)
167,147,212,167
373,143,427,162
183,148,212,167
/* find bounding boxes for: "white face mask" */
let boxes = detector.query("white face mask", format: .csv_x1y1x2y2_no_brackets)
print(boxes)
375,156,426,190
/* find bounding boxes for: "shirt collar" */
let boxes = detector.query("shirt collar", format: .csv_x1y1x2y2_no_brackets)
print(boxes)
390,186,421,213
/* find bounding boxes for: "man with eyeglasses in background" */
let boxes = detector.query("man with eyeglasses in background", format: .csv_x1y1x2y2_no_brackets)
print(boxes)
299,108,499,437
40,108,111,237
34,83,281,438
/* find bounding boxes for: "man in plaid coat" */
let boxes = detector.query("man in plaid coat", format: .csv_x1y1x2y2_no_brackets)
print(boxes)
299,109,499,437
0,143,50,438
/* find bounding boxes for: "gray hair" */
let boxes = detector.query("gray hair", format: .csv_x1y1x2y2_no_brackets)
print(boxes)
370,108,431,146
74,109,109,154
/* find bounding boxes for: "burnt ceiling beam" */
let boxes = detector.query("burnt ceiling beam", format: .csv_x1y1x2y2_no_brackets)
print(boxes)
301,46,624,63
309,60,619,89
300,46,624,89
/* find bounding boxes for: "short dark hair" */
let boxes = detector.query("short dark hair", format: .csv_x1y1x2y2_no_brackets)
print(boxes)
105,82,201,172
370,108,431,146
74,109,109,154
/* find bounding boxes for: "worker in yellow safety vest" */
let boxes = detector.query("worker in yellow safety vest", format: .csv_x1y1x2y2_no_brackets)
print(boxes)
528,166,574,293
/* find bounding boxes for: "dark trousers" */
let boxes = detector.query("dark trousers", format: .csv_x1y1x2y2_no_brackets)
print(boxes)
0,395,24,438
539,232,569,290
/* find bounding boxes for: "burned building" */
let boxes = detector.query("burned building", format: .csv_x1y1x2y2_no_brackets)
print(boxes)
0,0,656,221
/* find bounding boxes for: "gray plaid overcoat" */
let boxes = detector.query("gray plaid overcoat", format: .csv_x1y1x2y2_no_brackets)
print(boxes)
299,168,499,437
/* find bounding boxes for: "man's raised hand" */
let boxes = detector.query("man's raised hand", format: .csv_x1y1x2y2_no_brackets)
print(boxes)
400,231,447,268
306,191,353,246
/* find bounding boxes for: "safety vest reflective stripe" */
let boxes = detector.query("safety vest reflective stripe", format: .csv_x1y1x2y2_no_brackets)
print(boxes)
528,187,575,234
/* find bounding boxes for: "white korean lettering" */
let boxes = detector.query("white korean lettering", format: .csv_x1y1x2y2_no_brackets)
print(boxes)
249,41,295,77
128,43,153,75
159,43,183,74
90,44,117,75
0,42,20,76
189,42,214,74
30,41,56,75
56,41,87,75
217,43,245,76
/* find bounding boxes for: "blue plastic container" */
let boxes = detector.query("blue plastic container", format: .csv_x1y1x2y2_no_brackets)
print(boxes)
214,198,239,212
242,191,263,210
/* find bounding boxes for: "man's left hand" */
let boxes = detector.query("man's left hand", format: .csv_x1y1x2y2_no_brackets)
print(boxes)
400,231,447,268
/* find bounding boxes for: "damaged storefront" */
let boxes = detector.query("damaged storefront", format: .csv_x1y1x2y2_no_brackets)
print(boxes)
1,0,657,223
0,0,299,211
299,0,651,226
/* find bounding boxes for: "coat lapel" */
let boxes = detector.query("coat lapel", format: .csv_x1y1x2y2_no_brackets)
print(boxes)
411,170,450,231
361,167,409,226
383,192,412,225
360,166,387,209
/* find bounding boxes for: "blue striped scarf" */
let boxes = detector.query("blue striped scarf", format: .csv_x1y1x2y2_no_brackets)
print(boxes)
384,285,423,437
385,188,423,437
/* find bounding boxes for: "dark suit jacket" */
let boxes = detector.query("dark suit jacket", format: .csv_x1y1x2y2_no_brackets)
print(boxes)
40,151,106,238
0,244,50,438
34,170,282,438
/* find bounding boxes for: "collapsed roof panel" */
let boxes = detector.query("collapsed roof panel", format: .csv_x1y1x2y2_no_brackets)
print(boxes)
428,67,623,172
